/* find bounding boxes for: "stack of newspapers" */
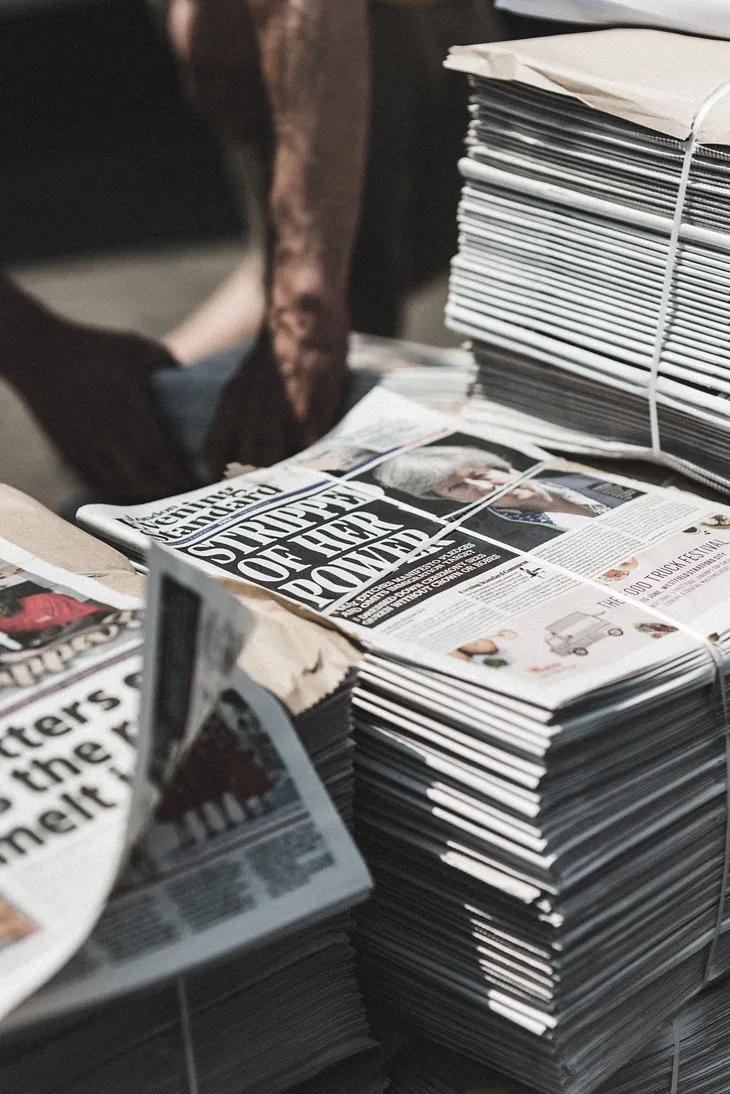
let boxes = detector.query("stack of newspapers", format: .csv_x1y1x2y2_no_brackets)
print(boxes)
390,971,730,1093
78,388,730,1093
0,501,373,1094
291,1045,392,1094
444,30,730,495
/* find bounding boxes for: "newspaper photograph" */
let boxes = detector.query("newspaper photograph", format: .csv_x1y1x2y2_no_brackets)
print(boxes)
0,539,144,1023
136,544,254,792
78,390,730,707
0,537,142,711
78,390,538,559
12,663,372,1027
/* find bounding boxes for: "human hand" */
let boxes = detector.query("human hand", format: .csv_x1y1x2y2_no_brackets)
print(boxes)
496,483,554,512
204,268,349,477
269,258,349,446
2,304,197,504
203,327,304,478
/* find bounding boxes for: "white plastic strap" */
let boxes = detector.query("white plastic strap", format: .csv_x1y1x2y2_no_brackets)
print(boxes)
177,976,200,1094
647,79,730,456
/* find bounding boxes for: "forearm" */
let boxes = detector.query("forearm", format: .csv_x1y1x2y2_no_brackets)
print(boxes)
247,0,369,295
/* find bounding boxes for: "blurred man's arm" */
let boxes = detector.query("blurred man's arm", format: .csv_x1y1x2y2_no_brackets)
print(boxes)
168,0,369,471
248,0,368,431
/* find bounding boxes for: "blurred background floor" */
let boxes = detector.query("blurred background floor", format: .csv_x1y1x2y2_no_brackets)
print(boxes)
0,0,455,513
3,250,452,511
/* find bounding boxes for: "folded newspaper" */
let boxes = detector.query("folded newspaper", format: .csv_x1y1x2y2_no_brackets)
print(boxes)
80,387,730,1093
444,30,730,496
0,539,144,1024
0,505,372,1093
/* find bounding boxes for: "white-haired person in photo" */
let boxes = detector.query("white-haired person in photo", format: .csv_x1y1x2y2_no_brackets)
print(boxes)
372,445,613,535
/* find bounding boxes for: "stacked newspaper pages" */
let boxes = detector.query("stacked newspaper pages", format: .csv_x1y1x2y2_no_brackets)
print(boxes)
443,30,730,495
290,1042,394,1094
390,970,730,1093
0,498,373,1094
79,388,730,1092
346,334,474,418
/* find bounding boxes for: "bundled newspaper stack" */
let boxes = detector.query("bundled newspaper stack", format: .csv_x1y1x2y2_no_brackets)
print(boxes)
0,489,373,1094
291,1044,394,1094
390,970,730,1093
444,30,730,495
78,388,730,1093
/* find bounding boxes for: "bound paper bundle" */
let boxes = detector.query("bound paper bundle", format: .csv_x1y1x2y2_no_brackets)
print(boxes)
0,490,373,1094
390,971,730,1093
79,389,730,1093
3,917,371,1094
444,31,730,494
290,1042,394,1094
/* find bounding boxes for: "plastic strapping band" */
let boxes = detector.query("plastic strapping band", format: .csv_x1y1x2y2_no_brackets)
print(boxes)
177,976,200,1094
647,79,730,456
670,1017,682,1094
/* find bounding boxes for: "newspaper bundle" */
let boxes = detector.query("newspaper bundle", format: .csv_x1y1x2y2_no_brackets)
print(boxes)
441,30,730,496
0,502,373,1094
79,388,730,1093
289,1043,394,1094
390,968,730,1094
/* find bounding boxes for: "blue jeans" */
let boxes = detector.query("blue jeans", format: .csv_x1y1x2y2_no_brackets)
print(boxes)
149,343,249,482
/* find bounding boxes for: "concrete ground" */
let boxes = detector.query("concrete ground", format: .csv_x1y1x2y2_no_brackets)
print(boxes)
3,247,456,512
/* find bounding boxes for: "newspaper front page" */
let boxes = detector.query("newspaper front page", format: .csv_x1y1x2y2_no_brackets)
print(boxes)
79,390,730,708
0,538,144,1022
6,548,370,1030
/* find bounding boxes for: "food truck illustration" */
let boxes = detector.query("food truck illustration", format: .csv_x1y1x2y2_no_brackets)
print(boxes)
545,611,623,657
